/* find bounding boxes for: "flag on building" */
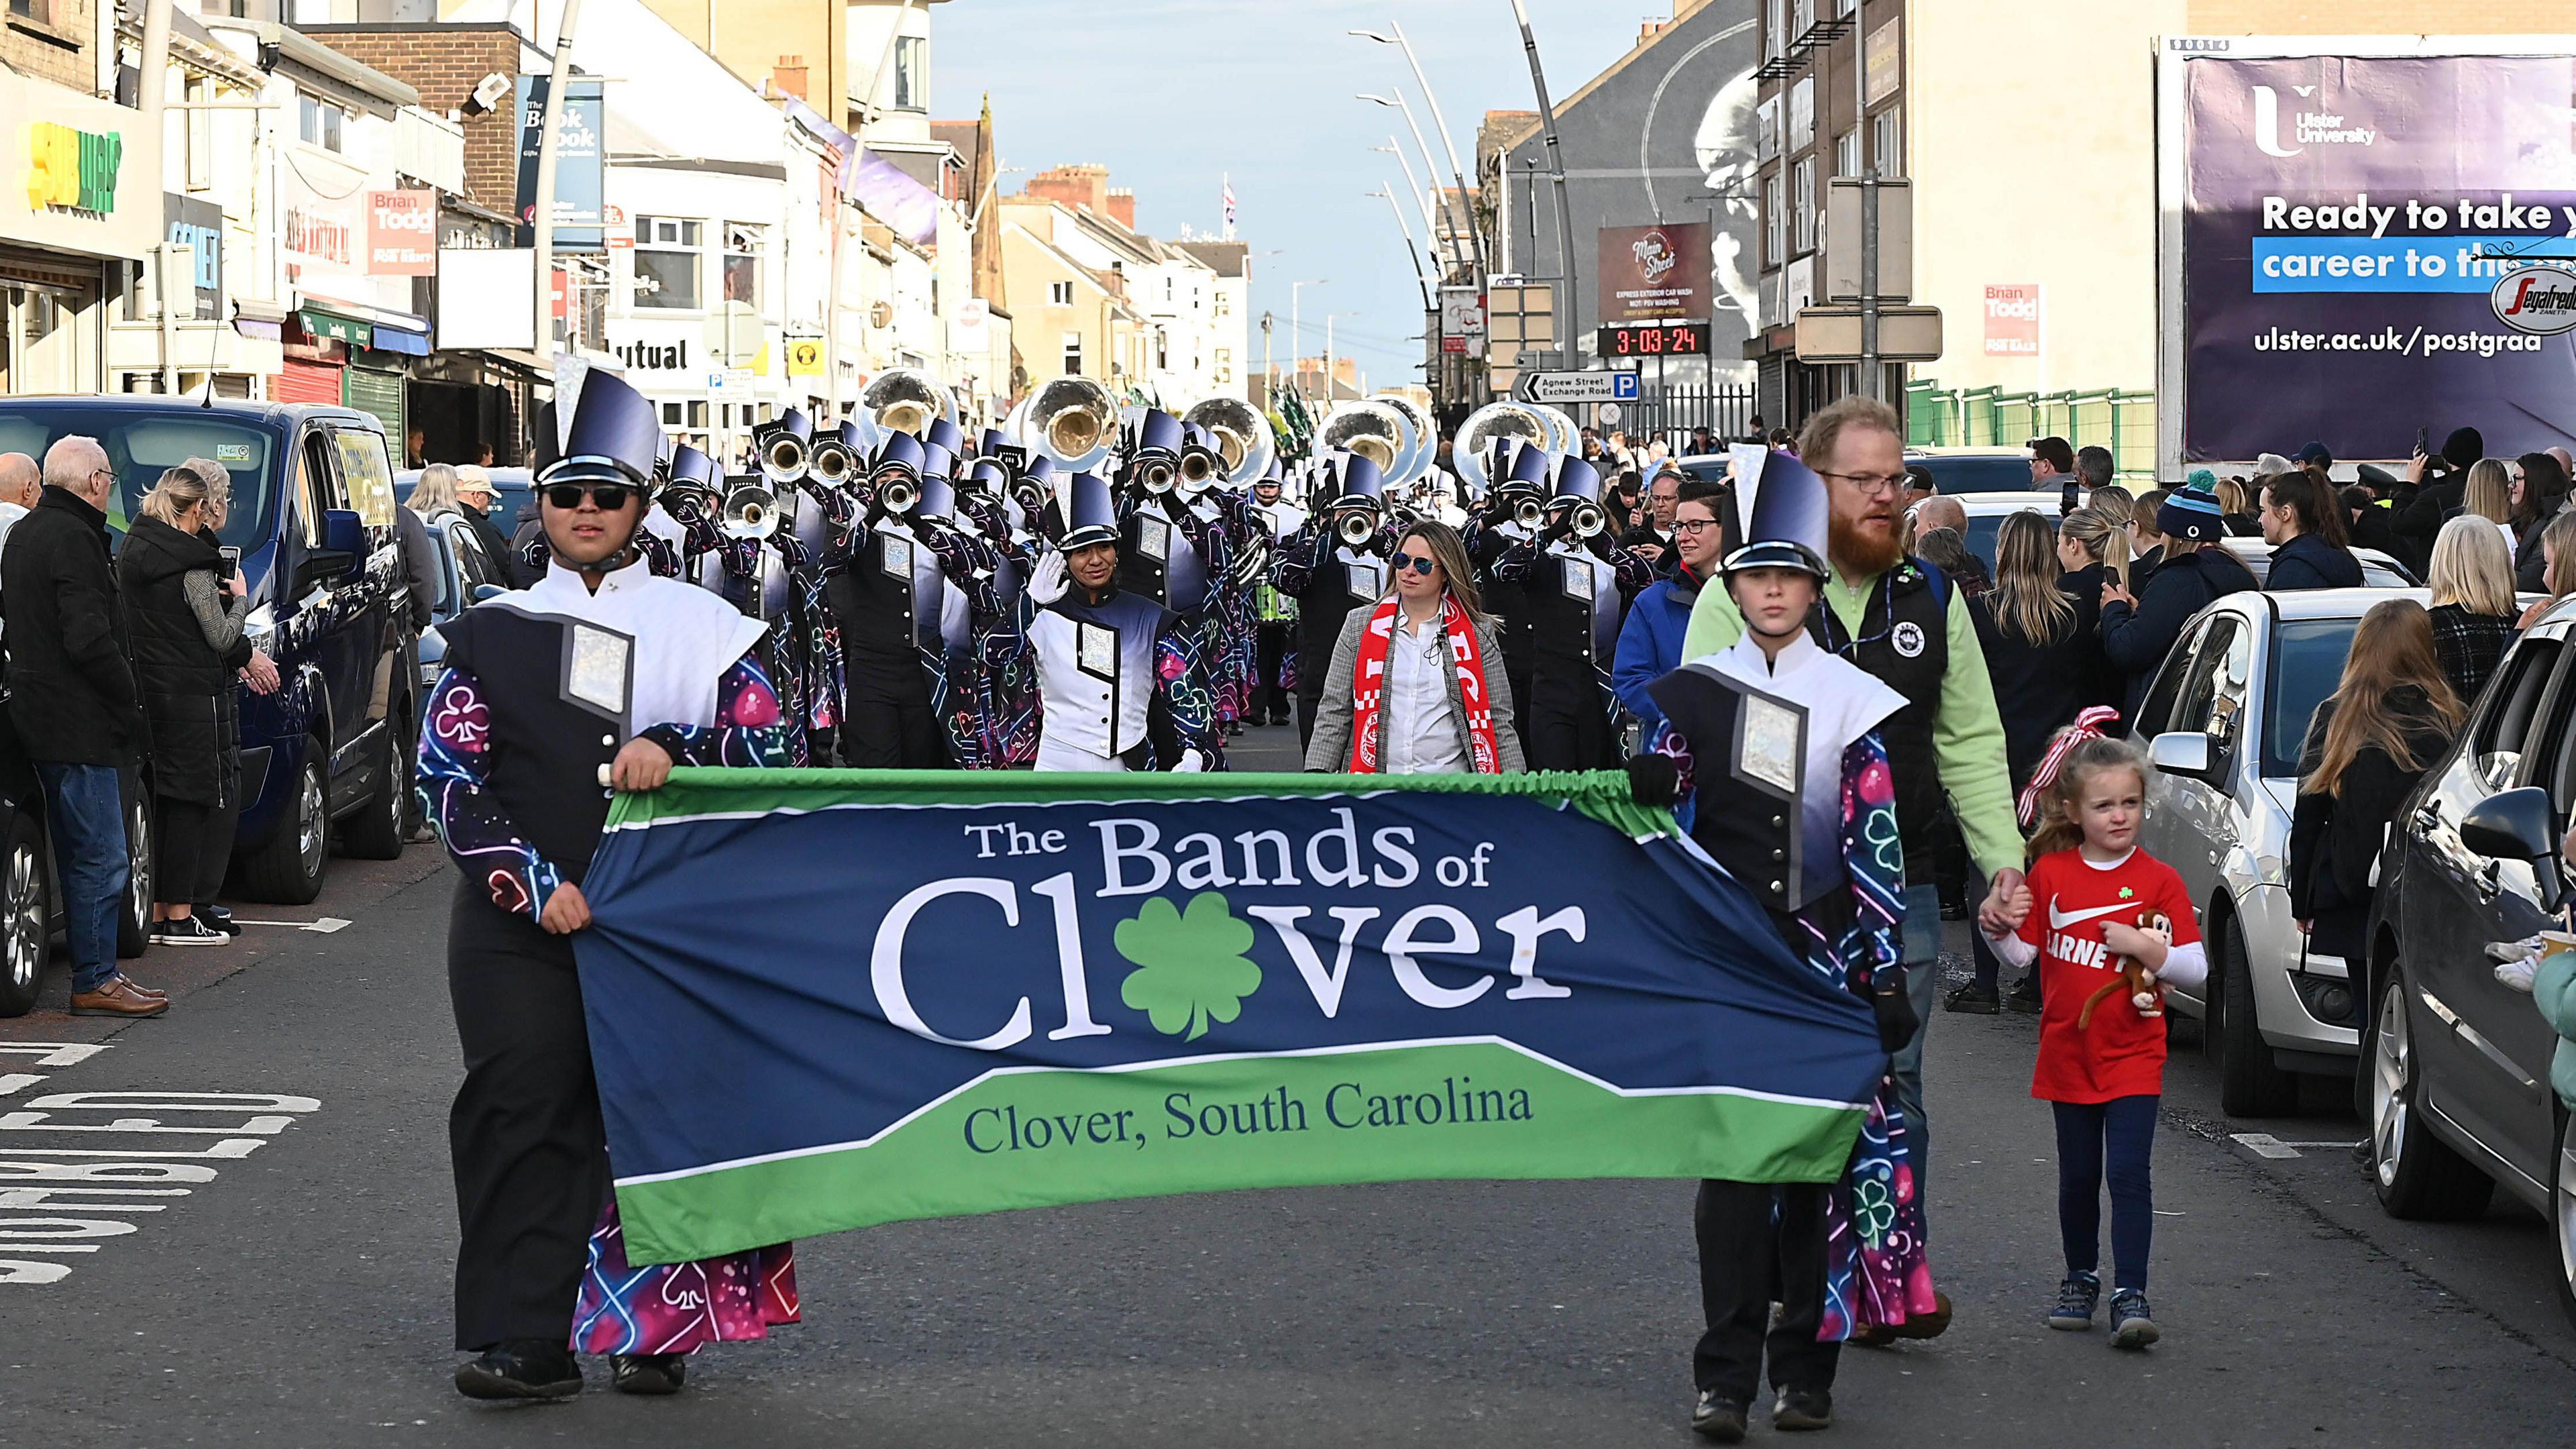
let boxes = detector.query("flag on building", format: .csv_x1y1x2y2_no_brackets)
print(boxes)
1222,174,1236,239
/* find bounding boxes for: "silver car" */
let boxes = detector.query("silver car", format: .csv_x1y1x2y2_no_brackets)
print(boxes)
2137,588,2410,1115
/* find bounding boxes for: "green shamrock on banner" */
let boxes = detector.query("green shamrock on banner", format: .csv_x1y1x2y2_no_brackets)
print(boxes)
1116,892,1263,1042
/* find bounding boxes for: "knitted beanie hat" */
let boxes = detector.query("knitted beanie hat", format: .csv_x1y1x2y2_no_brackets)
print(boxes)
2159,474,2228,542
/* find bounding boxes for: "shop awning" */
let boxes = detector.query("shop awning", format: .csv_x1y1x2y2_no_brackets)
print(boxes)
299,307,372,347
232,298,288,343
370,325,431,356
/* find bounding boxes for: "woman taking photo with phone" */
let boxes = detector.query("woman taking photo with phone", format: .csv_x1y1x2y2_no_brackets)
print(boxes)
1306,519,1524,774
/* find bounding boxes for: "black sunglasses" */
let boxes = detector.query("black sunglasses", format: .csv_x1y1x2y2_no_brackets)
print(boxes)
1389,549,1437,576
543,482,634,511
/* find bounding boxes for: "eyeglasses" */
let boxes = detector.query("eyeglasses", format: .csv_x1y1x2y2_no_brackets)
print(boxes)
1815,469,1909,498
543,483,634,511
1389,550,1438,576
1673,518,1717,535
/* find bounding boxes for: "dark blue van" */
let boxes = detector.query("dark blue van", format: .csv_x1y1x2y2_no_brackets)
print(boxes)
0,398,414,914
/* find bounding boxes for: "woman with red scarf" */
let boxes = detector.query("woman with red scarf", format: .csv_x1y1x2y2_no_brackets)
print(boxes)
1303,519,1523,774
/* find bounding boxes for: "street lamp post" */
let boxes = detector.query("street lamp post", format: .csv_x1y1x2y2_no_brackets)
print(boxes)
1372,142,1456,279
1358,93,1474,288
1351,22,1489,288
530,0,588,360
1504,0,1578,370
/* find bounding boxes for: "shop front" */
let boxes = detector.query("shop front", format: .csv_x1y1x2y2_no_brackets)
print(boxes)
0,71,162,395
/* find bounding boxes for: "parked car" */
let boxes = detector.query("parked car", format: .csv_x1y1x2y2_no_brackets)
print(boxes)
415,508,511,694
2366,601,2576,1328
2218,538,2418,588
2137,588,2412,1114
0,398,417,910
394,466,535,532
1943,492,2417,587
1907,446,2041,494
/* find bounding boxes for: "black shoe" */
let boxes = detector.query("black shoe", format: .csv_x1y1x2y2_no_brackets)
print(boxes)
152,915,228,947
1944,983,2000,1014
1939,898,1968,921
2006,977,2043,1014
1691,1391,1748,1442
610,1353,687,1395
453,1340,582,1401
1772,1387,1833,1431
196,905,241,936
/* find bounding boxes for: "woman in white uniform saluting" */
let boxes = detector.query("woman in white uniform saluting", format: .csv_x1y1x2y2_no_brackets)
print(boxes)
1023,469,1216,772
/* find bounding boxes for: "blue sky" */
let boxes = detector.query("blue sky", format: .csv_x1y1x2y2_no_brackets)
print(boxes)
939,0,1647,392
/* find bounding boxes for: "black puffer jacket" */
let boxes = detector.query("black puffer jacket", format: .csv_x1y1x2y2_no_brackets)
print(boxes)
117,516,250,806
1,488,140,767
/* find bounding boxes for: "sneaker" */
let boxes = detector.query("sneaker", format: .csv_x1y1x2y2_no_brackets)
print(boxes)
195,905,242,936
1690,1390,1748,1442
1771,1387,1833,1432
2006,977,2043,1014
152,916,228,947
610,1352,686,1395
68,977,169,1018
2108,1289,2159,1349
453,1339,582,1401
2047,1271,2100,1330
1944,983,2000,1014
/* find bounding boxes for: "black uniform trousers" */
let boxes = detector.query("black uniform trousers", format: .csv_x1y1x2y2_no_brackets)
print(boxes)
839,668,953,769
1254,621,1293,724
1691,898,1849,1403
1524,667,1617,772
447,880,606,1351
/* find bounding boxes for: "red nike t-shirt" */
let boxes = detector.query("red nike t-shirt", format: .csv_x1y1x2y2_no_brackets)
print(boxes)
2015,847,2201,1104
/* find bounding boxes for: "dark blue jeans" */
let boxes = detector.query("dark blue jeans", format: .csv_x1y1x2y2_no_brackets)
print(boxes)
2053,1095,2158,1292
35,763,128,994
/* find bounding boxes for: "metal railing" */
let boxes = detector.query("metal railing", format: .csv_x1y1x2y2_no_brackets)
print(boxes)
1905,380,2159,480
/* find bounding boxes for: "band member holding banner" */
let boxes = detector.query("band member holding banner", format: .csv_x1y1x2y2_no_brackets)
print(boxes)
1023,470,1215,772
1626,447,1938,1440
1303,519,1523,774
420,366,799,1401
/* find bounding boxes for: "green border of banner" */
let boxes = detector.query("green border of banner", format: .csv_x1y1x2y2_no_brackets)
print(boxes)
612,1040,1862,1263
606,767,1682,841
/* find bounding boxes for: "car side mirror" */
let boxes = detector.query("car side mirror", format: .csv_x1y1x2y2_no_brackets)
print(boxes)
2462,786,2570,911
470,583,506,603
2149,731,2221,786
321,507,365,569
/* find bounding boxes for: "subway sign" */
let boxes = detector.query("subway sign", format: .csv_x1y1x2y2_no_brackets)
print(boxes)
25,122,123,215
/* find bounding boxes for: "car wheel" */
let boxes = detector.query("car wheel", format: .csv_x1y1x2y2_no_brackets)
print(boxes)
0,811,49,1018
2216,918,2300,1116
337,716,409,861
235,741,329,905
2369,963,2496,1220
114,782,152,960
2553,1106,2576,1334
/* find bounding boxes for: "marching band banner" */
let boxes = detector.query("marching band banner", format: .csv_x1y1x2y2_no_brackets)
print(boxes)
576,770,1886,1265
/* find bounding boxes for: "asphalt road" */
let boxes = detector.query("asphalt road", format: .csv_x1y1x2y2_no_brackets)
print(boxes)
3,724,2571,1446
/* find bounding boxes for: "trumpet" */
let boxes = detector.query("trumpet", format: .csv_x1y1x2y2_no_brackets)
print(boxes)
759,429,808,486
1561,500,1607,539
1335,505,1381,548
808,429,858,488
720,484,781,540
1134,454,1177,496
879,478,920,516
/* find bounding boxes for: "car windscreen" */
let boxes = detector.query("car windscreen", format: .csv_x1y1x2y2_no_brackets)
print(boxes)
2266,617,2361,777
1916,455,2033,493
0,408,281,551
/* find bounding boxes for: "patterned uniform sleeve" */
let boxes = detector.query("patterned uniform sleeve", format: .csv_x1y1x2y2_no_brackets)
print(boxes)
417,665,564,921
1602,541,1658,595
1270,527,1328,596
637,651,794,768
1155,614,1217,755
1491,535,1541,584
1646,716,1699,836
928,525,1002,617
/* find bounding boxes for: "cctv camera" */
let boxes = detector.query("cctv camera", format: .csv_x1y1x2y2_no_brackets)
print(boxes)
464,72,512,117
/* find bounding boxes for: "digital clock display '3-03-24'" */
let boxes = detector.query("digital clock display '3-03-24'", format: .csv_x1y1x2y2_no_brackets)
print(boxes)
1598,322,1710,357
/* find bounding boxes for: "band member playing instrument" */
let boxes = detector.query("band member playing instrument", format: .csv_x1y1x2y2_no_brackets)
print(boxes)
1493,455,1656,771
1116,409,1229,761
819,432,994,768
419,366,798,1401
1461,437,1555,748
1024,470,1214,772
1274,453,1396,748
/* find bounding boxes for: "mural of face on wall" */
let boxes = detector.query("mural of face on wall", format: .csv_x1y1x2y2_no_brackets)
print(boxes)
1691,69,1764,341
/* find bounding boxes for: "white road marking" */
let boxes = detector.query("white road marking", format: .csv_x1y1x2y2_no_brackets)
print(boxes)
225,918,351,933
2231,1132,2302,1159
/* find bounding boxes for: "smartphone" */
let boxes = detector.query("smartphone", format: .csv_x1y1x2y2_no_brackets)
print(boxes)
218,545,241,579
2414,424,2430,458
2060,479,2082,517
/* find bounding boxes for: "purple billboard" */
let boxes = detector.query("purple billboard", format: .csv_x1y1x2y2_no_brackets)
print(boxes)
2178,52,2576,462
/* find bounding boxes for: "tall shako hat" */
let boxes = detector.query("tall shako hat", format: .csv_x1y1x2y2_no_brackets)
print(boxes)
1055,470,1119,551
1330,451,1386,506
979,427,1008,458
963,455,1010,496
1127,409,1183,463
1721,448,1829,579
920,439,960,483
760,406,814,450
924,416,967,461
1551,454,1603,503
915,472,959,525
872,429,928,481
665,443,719,494
535,360,663,495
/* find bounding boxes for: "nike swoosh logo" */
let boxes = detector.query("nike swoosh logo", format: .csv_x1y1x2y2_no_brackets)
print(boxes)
2047,900,2137,931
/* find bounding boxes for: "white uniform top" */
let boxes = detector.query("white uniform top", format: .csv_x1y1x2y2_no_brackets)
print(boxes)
1253,499,1309,543
1028,590,1168,771
507,558,768,729
1701,629,1907,902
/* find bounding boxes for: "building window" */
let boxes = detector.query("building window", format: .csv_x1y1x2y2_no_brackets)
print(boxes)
892,35,926,111
1213,290,1230,317
1049,280,1073,306
1764,0,1782,58
184,79,214,191
723,223,763,309
1835,128,1860,180
1872,108,1903,178
633,217,703,310
1792,158,1815,255
1164,276,1173,303
1156,331,1169,370
1764,171,1784,267
1061,331,1083,376
1214,347,1232,383
297,93,343,153
1792,0,1815,36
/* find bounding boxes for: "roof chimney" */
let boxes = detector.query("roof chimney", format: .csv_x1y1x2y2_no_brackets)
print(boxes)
1107,188,1136,230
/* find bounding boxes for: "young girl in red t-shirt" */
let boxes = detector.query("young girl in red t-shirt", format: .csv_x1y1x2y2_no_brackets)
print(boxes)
1980,727,2207,1350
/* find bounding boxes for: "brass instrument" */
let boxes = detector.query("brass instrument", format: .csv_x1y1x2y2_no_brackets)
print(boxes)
1318,400,1409,476
878,477,920,516
1335,504,1381,547
1453,402,1554,500
1562,499,1607,539
1007,375,1119,474
1181,395,1277,488
1371,392,1435,488
759,426,808,486
808,427,859,488
853,367,957,453
720,484,781,540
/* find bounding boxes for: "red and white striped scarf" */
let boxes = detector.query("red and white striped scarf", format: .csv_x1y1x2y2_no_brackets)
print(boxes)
1346,592,1501,775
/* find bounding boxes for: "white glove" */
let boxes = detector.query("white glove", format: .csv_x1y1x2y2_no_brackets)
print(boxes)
1028,548,1069,605
1171,748,1208,773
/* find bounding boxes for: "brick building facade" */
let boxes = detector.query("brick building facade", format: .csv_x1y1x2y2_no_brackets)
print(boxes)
1,0,97,93
299,23,527,214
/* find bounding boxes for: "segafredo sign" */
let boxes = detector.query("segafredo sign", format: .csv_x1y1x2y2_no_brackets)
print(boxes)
2490,265,2576,336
